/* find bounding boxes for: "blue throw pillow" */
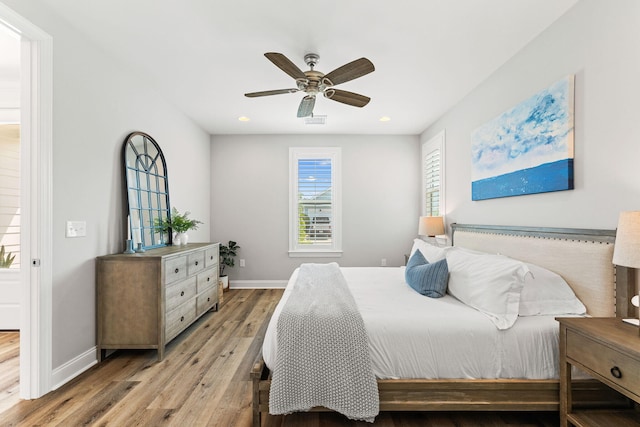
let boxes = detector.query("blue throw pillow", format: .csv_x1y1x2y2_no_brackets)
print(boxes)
405,249,449,298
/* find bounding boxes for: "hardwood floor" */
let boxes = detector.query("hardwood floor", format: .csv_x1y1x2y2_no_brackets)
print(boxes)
0,331,19,413
0,289,560,426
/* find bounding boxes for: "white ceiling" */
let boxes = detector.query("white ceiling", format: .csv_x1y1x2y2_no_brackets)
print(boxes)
36,0,578,135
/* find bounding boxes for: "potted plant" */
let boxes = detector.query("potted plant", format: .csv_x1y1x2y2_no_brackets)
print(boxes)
156,208,203,245
219,240,240,291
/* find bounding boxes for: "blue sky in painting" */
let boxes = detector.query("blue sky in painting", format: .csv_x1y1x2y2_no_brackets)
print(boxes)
471,76,574,181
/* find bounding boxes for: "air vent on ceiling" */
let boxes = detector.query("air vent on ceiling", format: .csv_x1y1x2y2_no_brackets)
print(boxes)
304,115,327,125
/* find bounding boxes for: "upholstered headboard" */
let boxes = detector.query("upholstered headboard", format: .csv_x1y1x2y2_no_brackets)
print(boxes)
451,224,633,318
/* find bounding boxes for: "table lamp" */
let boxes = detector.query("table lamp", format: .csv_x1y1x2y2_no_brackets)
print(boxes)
418,216,444,237
612,211,640,329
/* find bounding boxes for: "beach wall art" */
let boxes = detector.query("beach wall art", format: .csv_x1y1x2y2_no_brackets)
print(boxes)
471,75,574,201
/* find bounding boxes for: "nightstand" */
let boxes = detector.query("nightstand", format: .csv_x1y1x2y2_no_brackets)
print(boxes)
558,317,640,426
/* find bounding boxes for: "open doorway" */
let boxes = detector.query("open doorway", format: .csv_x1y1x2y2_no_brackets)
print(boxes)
0,19,21,411
0,2,53,403
0,23,21,329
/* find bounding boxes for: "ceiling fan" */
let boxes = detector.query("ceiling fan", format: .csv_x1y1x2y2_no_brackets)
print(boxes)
244,52,375,118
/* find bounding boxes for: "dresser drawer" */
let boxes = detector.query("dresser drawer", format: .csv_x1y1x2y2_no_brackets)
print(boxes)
165,256,187,284
567,329,640,398
197,286,218,316
165,300,196,342
165,276,196,313
205,246,219,269
187,251,206,275
197,268,217,293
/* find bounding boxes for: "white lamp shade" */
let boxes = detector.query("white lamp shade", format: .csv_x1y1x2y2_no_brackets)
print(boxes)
613,211,640,268
418,216,445,237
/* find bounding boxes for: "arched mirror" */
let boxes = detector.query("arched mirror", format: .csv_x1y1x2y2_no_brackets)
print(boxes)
123,131,171,249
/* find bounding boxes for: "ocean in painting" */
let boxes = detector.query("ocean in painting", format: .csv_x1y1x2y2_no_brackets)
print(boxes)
472,158,573,201
471,76,574,200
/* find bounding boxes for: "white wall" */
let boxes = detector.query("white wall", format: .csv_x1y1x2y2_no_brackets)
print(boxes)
421,0,640,231
211,134,420,280
2,1,211,370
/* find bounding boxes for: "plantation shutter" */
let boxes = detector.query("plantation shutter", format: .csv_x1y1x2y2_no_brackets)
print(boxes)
297,158,333,244
423,148,440,217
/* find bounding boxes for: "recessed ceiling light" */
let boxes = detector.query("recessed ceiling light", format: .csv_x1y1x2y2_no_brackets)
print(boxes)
379,116,391,122
238,116,250,122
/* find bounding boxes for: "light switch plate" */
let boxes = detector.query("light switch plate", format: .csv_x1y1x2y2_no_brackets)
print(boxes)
66,221,87,237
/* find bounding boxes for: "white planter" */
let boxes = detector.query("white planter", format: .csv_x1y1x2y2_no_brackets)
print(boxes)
173,232,189,245
178,232,189,245
219,275,229,290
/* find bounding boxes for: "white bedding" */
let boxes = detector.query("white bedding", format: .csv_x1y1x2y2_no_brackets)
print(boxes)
263,266,563,380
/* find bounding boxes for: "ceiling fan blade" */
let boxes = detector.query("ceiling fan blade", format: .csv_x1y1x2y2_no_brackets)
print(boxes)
324,89,370,107
264,52,306,80
323,57,374,86
245,88,299,97
297,96,316,118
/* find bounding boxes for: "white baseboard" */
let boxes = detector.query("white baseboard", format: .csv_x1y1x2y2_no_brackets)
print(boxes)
230,280,287,289
52,346,98,390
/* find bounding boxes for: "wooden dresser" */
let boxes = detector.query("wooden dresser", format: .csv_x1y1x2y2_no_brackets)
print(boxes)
97,242,220,361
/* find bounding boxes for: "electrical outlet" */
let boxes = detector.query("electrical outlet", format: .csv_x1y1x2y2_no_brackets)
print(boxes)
239,259,246,267
381,258,387,267
66,220,87,237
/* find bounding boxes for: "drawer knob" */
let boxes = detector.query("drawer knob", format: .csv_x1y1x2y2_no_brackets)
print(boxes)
210,256,214,260
180,316,184,322
195,261,199,266
175,268,179,274
610,366,622,379
180,291,184,297
207,297,210,302
207,277,210,282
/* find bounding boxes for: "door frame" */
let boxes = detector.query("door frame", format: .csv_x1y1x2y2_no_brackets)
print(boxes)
0,2,53,399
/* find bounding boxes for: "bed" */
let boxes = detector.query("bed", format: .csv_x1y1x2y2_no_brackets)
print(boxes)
251,223,635,426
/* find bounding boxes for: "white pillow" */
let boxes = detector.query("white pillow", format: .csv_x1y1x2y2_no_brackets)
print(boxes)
410,238,447,263
446,247,530,330
519,263,586,316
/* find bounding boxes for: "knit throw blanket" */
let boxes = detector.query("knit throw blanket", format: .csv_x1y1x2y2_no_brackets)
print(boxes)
269,263,379,422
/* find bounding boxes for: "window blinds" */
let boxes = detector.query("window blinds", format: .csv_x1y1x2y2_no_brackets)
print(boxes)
423,149,440,217
297,158,333,244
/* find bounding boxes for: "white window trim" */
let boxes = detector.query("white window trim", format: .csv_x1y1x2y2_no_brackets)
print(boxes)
289,147,342,257
421,130,446,217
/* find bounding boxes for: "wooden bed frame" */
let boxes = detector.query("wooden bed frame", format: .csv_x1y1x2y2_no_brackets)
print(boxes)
251,224,636,426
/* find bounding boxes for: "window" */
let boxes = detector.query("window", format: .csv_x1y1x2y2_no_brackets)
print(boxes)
422,131,445,216
289,147,342,257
